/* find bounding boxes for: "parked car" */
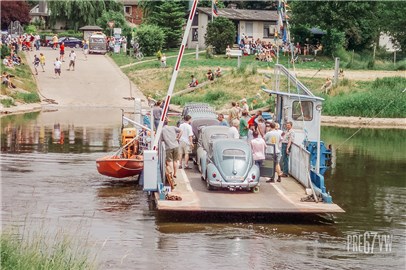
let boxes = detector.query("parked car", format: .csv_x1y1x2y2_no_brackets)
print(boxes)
196,126,260,192
48,37,83,48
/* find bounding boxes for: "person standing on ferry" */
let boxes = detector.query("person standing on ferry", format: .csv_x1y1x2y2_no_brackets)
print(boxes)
281,121,294,177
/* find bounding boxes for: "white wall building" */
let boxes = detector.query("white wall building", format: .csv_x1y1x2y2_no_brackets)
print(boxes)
188,7,280,50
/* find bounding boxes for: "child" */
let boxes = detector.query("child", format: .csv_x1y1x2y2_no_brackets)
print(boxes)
33,55,40,75
39,53,45,72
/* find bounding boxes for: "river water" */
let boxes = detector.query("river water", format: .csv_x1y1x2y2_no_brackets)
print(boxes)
1,109,405,270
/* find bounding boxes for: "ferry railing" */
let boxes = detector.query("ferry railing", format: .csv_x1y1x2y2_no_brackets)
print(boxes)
158,140,166,185
289,142,311,188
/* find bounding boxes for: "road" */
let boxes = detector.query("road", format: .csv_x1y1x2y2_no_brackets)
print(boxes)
26,47,146,108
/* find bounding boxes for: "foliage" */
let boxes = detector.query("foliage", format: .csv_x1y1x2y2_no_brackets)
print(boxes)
134,24,165,56
12,92,40,103
57,30,83,39
0,229,95,270
24,24,37,34
322,29,346,56
96,10,129,36
0,98,15,108
146,1,185,48
0,1,31,29
323,77,406,118
378,2,406,51
48,0,122,31
1,45,11,59
205,17,235,54
291,1,380,51
199,0,225,8
223,1,276,10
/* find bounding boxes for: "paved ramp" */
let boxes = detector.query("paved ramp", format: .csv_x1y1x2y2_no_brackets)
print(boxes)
26,48,146,108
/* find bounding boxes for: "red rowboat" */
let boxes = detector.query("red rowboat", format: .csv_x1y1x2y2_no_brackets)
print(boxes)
96,155,143,178
96,127,145,178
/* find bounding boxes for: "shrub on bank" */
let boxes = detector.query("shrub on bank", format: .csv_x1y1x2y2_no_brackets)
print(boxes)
1,229,95,270
323,77,406,118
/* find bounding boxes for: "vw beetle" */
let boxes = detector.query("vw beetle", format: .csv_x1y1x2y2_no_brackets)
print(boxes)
196,126,260,192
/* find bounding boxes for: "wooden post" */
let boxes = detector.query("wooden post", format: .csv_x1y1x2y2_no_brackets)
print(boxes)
372,44,376,62
237,55,241,68
334,57,340,86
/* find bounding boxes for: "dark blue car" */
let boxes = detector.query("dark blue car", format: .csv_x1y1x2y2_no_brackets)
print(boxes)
48,37,82,48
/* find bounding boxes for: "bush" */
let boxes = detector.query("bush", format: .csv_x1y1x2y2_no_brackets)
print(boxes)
57,30,82,39
0,98,15,107
135,24,165,56
322,28,346,56
24,24,37,34
323,77,406,117
205,17,235,54
1,44,10,59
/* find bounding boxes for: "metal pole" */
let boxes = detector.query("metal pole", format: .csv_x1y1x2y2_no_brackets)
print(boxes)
394,51,396,66
316,107,321,175
152,0,199,150
237,55,241,68
196,44,199,60
211,0,214,22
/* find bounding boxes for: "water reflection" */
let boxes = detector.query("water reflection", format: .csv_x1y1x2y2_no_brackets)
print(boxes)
1,111,122,154
1,112,405,270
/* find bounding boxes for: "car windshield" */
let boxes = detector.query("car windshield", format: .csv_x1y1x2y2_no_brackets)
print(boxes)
222,149,246,161
210,134,228,141
90,38,105,43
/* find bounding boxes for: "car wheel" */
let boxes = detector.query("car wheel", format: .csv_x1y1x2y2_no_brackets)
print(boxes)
251,186,260,193
206,171,213,190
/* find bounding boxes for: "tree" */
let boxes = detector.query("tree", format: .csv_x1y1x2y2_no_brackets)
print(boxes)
205,17,235,54
291,1,380,51
47,0,122,31
1,1,31,29
135,24,165,56
147,1,185,48
96,10,128,36
379,2,406,51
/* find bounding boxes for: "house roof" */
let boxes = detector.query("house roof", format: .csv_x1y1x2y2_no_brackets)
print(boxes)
121,0,139,5
197,7,279,22
79,25,103,31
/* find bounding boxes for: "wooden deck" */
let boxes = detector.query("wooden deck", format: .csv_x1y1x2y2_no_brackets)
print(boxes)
154,166,344,214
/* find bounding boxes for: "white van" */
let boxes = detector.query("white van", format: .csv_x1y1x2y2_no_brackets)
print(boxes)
89,32,107,54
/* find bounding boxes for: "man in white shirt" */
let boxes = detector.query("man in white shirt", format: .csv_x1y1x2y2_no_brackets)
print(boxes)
178,115,193,169
68,50,77,71
228,119,240,139
54,57,62,78
264,122,283,182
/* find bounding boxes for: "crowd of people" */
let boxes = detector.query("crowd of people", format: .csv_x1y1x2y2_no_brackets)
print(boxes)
224,100,295,182
157,97,295,185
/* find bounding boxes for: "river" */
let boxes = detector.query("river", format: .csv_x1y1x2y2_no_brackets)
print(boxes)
1,109,405,270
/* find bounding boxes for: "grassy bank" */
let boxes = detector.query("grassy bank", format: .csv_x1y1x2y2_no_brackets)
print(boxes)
1,228,95,270
110,50,405,118
1,53,40,108
323,77,406,118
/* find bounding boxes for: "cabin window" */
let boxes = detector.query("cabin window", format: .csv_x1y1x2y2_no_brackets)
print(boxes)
263,24,270,38
222,149,246,161
292,101,313,121
245,22,253,38
192,28,198,41
124,6,132,15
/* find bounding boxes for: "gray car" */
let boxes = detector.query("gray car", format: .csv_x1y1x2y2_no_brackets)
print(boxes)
196,126,260,192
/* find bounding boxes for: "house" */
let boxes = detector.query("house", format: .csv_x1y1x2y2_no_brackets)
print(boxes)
188,7,280,49
121,0,143,26
29,0,66,30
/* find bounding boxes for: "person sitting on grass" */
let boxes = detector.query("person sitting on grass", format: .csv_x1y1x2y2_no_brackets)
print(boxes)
215,67,222,77
2,72,16,88
188,75,198,87
320,77,333,94
206,69,214,81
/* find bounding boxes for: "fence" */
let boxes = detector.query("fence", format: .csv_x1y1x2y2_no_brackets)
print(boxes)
289,142,311,188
